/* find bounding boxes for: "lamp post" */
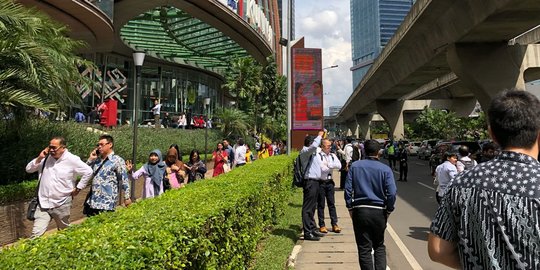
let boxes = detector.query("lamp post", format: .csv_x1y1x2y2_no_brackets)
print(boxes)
286,0,292,155
131,51,145,199
204,97,211,162
322,65,339,70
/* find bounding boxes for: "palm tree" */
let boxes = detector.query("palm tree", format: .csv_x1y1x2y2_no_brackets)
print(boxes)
215,108,251,138
0,0,94,121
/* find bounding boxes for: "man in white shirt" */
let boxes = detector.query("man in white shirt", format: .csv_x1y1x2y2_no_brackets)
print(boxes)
234,138,247,167
316,139,342,234
456,145,478,172
25,137,93,238
150,99,162,128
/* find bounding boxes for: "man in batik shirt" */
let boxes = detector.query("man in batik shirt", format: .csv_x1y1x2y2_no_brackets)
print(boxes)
428,90,540,269
85,134,131,216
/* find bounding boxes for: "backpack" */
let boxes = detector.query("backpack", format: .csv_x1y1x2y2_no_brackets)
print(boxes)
293,153,314,187
459,158,475,171
293,151,335,187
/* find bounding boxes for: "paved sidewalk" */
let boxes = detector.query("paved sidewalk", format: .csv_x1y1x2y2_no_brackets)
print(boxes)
292,170,361,270
292,189,360,270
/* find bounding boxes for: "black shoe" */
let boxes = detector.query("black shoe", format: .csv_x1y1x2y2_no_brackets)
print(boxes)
398,179,402,181
313,231,325,237
304,233,321,241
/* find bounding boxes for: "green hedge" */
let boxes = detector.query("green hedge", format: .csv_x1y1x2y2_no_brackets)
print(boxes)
0,155,293,269
0,120,224,185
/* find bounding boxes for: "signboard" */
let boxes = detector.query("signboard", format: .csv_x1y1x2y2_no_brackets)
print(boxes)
292,48,323,130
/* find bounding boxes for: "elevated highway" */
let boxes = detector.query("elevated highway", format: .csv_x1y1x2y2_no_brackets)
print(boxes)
336,0,540,139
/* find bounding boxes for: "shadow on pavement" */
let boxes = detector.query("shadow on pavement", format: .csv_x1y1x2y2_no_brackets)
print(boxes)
407,226,430,241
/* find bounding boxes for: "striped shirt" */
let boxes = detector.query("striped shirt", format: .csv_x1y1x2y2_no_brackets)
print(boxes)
430,151,540,269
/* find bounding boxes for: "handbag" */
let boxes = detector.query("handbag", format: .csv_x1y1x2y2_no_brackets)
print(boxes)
83,157,108,215
27,155,49,221
223,163,231,173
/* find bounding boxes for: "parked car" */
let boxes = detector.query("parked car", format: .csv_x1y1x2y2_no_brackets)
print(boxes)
406,141,421,156
417,139,438,160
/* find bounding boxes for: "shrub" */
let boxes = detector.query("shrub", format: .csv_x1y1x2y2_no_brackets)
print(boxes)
0,120,223,185
0,155,293,269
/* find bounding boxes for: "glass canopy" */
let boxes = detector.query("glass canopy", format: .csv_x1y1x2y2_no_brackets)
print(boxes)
120,6,249,75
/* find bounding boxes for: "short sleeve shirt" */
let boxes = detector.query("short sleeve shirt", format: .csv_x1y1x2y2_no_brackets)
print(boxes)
430,151,540,270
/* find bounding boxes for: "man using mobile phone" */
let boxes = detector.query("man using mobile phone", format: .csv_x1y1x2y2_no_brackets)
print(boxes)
85,134,131,216
25,136,93,238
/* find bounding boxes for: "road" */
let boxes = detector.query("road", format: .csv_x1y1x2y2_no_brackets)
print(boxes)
383,156,453,270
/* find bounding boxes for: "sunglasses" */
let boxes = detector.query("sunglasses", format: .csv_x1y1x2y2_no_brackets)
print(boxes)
96,142,111,147
48,145,64,150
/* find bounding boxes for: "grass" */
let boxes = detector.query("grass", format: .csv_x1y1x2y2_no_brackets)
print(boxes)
251,188,303,270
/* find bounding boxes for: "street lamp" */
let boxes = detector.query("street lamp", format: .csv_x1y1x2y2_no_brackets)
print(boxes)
322,65,339,70
131,51,145,199
204,97,211,162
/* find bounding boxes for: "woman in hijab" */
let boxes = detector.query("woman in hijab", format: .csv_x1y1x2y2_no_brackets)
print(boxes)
165,144,187,189
126,149,166,199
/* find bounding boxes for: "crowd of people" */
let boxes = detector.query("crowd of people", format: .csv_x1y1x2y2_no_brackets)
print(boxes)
298,90,540,270
23,90,540,269
25,133,286,239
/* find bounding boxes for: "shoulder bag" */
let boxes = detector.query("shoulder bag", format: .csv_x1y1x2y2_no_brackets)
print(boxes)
83,157,108,215
27,155,49,221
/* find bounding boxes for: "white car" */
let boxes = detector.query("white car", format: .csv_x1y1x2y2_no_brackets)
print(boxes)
406,142,421,156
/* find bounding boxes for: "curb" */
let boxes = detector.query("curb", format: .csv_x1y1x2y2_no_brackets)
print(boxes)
287,244,303,268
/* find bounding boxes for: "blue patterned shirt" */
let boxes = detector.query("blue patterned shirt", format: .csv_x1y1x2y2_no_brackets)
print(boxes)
86,152,130,211
431,151,540,269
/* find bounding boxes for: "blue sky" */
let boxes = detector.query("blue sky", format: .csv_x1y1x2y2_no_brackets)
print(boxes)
294,0,352,115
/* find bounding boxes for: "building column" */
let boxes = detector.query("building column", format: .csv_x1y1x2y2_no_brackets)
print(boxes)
355,113,372,140
346,119,358,138
376,100,405,140
447,43,534,109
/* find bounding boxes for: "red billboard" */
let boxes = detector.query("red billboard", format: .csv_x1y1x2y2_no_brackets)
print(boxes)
292,48,323,130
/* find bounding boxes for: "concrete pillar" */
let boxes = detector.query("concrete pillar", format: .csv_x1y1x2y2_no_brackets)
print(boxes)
355,113,372,140
449,97,478,117
447,43,530,109
376,100,405,140
345,119,358,138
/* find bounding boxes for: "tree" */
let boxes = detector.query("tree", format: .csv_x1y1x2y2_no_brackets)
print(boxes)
214,108,251,139
222,56,287,140
0,0,94,122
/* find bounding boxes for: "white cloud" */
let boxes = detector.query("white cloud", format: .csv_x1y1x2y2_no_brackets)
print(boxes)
295,1,352,115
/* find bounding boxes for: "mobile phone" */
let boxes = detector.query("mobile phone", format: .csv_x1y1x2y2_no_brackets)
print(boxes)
95,149,100,155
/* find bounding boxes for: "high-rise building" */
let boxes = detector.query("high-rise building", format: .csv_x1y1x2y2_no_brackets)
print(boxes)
279,0,295,40
350,0,414,89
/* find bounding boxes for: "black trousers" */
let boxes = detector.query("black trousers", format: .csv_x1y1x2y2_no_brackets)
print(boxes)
302,179,320,234
351,207,388,270
317,180,337,227
399,161,408,181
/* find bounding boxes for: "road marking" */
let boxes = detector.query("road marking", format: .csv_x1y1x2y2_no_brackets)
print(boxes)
417,182,436,191
387,223,423,270
415,162,426,166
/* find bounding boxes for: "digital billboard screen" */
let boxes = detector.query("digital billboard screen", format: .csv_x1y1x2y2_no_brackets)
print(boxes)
292,48,323,130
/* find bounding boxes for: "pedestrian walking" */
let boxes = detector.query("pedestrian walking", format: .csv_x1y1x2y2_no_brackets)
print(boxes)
85,135,131,216
345,139,397,270
25,136,93,238
433,151,458,204
397,143,408,181
126,149,166,199
428,90,540,269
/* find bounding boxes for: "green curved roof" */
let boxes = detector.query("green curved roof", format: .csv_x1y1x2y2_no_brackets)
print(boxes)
120,6,249,75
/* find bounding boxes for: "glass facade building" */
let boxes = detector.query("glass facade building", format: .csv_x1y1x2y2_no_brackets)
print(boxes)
350,0,414,89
